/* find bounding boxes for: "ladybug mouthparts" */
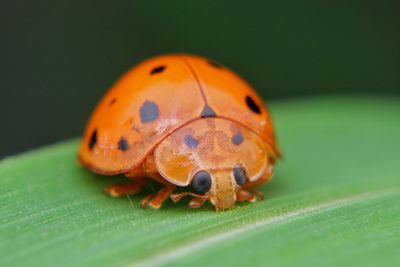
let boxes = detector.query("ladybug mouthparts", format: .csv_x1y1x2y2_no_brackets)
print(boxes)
209,169,238,211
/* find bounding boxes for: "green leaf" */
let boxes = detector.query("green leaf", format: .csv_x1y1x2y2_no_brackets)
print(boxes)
1,96,400,267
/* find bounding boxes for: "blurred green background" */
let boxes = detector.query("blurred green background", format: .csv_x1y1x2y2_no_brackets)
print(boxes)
1,0,399,157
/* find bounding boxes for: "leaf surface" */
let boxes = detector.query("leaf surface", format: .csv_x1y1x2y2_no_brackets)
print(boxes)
1,96,400,267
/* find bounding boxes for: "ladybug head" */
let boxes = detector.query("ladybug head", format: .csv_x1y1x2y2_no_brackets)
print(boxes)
189,167,246,211
169,164,272,211
168,167,244,211
156,118,272,210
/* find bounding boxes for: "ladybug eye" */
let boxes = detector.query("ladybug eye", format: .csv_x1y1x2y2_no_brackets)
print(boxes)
191,171,212,194
233,167,246,186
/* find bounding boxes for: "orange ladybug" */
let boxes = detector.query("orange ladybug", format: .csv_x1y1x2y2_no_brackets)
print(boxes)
78,54,281,211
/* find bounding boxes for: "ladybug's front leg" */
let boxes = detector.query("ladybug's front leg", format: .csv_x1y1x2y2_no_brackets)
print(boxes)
237,169,273,202
170,192,208,208
236,189,258,202
188,197,207,208
138,155,177,209
140,175,176,209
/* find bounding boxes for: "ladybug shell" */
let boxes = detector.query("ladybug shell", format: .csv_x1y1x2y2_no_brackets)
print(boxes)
78,54,280,175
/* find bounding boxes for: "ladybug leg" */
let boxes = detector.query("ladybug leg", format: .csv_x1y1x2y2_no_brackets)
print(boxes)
140,182,176,209
139,172,176,209
236,189,265,202
188,197,206,209
147,185,176,209
136,155,177,209
139,195,153,208
237,189,257,202
104,166,147,197
104,183,144,197
237,170,273,202
253,190,265,200
170,192,208,206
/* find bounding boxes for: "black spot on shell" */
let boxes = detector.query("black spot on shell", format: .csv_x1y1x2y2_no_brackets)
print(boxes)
88,129,97,150
140,101,159,123
200,105,217,118
184,135,199,148
150,65,166,75
118,137,129,151
109,98,117,106
246,95,261,114
207,60,224,69
232,132,244,146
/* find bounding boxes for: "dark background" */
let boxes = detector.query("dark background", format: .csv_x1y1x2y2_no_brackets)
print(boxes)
1,0,399,157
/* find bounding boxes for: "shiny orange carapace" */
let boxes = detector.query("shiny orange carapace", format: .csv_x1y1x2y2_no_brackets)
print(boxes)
78,54,280,211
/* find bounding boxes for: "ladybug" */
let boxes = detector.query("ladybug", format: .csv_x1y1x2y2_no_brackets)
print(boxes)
78,54,281,211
